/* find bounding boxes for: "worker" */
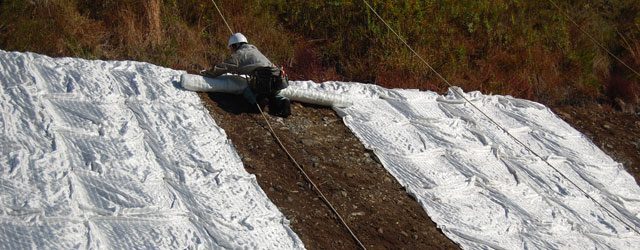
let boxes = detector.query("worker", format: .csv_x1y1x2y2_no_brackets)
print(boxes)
201,33,291,117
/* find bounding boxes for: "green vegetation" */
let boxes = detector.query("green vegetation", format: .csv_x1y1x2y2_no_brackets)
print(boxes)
1,0,639,106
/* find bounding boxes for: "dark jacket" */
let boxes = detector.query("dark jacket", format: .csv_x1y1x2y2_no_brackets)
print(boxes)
202,43,274,78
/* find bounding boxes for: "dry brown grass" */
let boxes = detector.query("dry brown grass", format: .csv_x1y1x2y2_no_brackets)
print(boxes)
606,72,639,105
374,66,441,92
2,0,638,106
144,0,162,48
286,40,341,82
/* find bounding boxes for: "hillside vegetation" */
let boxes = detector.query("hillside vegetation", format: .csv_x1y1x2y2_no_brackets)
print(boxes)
1,0,639,106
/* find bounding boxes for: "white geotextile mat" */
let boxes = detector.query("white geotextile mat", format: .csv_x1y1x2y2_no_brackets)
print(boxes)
0,51,304,249
287,80,640,249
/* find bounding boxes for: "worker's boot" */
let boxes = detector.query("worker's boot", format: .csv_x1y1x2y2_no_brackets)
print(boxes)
279,99,291,118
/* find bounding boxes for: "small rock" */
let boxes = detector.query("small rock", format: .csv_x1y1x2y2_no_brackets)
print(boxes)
301,139,316,147
341,191,348,197
310,156,320,163
557,111,572,120
603,124,611,130
606,144,614,149
615,98,635,113
269,187,275,192
287,196,293,202
401,231,409,237
377,228,384,234
279,126,290,131
350,211,365,216
384,177,392,183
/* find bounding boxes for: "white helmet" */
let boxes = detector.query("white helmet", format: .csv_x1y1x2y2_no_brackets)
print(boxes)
228,33,248,48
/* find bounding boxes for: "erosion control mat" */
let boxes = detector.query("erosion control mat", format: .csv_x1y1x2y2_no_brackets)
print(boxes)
198,92,459,249
553,104,640,185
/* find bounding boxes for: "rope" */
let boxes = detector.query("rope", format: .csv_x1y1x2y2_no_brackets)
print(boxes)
547,0,640,78
256,105,368,250
361,0,640,235
206,0,367,247
210,0,234,35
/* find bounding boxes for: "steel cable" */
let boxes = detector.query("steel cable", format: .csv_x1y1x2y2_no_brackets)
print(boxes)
208,0,368,247
361,0,640,235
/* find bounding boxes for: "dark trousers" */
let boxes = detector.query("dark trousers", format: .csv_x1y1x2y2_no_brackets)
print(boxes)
243,88,290,117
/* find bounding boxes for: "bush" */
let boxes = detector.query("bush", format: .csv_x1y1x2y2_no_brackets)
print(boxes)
1,0,639,105
263,0,640,104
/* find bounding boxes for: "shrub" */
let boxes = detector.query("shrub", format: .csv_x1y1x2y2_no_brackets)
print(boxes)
1,0,639,106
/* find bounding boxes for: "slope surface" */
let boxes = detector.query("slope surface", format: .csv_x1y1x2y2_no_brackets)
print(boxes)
4,50,639,249
198,91,460,249
0,51,303,249
285,81,640,249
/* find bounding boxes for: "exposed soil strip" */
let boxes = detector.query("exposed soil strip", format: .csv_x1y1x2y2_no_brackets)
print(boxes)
198,92,459,250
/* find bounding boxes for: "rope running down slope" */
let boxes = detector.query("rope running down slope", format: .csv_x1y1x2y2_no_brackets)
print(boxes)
361,0,640,235
208,0,368,248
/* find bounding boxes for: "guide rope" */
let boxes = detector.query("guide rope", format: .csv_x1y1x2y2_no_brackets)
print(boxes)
256,105,368,250
210,0,233,35
208,1,367,248
361,0,640,235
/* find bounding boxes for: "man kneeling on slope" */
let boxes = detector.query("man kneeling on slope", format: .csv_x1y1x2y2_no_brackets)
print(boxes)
202,33,291,118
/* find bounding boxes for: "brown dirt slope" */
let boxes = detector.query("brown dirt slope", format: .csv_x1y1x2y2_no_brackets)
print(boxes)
198,92,459,250
197,91,640,250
